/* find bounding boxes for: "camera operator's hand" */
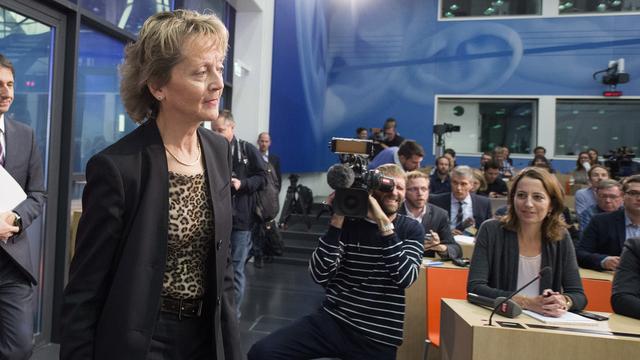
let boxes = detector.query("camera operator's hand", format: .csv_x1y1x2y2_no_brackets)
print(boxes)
367,195,393,235
325,192,345,229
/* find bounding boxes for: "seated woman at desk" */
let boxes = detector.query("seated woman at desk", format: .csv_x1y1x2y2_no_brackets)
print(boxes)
468,167,586,317
611,237,640,319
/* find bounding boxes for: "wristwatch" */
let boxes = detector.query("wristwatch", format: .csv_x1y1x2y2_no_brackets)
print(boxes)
379,222,394,233
12,212,23,235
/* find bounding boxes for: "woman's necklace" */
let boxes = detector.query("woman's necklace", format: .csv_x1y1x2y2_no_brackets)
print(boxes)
165,142,201,166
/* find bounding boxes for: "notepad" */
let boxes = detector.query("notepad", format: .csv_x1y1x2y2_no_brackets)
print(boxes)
523,310,599,326
0,166,26,212
454,235,475,245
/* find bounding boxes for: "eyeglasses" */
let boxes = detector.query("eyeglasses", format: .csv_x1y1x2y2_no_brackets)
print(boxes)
625,191,640,199
407,187,429,193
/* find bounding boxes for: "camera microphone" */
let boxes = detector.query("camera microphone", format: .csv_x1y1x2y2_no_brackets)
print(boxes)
326,164,355,190
488,266,551,326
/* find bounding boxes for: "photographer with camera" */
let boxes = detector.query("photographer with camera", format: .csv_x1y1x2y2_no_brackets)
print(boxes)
248,164,424,359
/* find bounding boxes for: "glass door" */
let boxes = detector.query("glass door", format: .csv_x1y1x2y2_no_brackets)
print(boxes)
0,0,65,347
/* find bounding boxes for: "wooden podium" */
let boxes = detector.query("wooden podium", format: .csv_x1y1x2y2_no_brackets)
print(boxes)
440,299,640,360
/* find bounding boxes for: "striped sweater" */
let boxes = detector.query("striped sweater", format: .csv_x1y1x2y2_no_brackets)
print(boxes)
309,215,424,346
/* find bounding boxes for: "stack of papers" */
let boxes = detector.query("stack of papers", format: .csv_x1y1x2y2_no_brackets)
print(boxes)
454,235,475,245
523,310,598,326
0,166,26,212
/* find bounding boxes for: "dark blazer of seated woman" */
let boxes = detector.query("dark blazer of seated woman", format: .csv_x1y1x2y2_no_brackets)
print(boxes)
611,237,640,319
468,220,587,311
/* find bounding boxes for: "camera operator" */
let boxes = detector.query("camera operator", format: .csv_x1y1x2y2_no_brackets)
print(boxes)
248,164,424,360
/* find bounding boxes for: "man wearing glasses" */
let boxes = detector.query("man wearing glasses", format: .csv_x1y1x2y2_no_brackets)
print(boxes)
578,175,640,271
399,171,460,259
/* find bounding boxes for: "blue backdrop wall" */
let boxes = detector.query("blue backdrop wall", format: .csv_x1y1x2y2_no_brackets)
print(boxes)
269,0,640,173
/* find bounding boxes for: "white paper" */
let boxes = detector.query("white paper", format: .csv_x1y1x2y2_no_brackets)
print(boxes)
0,166,27,212
523,310,598,326
454,235,476,245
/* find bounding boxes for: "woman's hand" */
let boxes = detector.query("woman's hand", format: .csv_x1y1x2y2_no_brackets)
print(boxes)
516,289,568,318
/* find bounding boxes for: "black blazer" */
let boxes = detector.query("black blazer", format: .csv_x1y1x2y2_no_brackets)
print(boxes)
0,118,46,284
468,220,586,311
61,120,241,360
428,192,492,230
398,203,460,259
577,208,626,270
611,237,640,319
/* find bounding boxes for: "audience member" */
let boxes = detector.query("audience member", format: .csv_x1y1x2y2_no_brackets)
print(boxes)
214,110,267,316
444,148,457,167
577,175,640,271
0,53,46,360
611,237,640,320
399,171,461,259
356,127,368,140
368,140,424,172
479,151,492,171
530,155,555,173
533,146,546,157
477,160,508,198
503,146,514,166
429,156,451,194
382,118,405,148
493,146,514,179
429,165,492,235
571,151,592,187
248,164,423,360
588,148,601,165
575,165,610,217
471,168,487,194
468,167,586,317
579,179,623,234
61,11,241,359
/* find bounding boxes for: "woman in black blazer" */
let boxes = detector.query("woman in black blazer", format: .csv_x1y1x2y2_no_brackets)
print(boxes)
61,10,240,360
611,237,640,319
468,167,586,317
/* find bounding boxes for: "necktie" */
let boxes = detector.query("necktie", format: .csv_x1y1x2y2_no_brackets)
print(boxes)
455,201,464,229
0,138,4,166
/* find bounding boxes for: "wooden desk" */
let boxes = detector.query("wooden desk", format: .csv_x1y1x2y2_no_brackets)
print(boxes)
440,299,640,360
422,258,615,347
397,265,426,360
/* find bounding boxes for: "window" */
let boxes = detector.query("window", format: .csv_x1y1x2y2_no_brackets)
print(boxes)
559,0,640,14
441,0,541,18
555,100,640,157
437,98,537,154
73,26,132,198
79,0,173,33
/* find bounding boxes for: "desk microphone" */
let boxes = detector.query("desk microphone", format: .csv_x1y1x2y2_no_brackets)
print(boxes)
488,266,552,326
467,293,522,318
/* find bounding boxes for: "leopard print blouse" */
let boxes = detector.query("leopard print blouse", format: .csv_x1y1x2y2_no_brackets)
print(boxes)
161,172,214,299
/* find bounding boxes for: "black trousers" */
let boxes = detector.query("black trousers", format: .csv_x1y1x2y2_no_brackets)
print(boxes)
0,250,34,360
247,309,397,360
147,311,213,360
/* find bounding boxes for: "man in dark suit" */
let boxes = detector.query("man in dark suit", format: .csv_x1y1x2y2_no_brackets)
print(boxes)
213,111,266,316
0,54,46,360
578,175,640,271
399,171,460,259
257,132,281,191
429,165,492,236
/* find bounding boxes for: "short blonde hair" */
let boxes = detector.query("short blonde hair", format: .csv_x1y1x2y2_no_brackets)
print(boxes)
406,170,429,183
377,164,406,181
120,10,229,123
